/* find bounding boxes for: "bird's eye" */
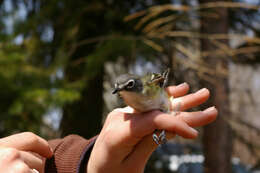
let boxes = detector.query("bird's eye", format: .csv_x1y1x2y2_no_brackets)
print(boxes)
127,80,135,88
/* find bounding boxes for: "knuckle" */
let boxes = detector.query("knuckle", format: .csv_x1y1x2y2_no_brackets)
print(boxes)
107,111,118,119
101,128,118,147
22,132,37,140
101,128,114,139
148,111,161,129
106,112,114,121
105,111,123,123
2,148,20,160
22,132,39,145
176,114,184,121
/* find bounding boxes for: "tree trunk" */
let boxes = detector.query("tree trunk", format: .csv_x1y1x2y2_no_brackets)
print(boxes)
60,69,104,139
199,0,233,173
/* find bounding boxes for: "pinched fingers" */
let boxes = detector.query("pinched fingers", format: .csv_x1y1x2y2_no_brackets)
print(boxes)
122,107,218,167
162,107,217,140
105,106,217,146
141,106,217,138
93,105,218,173
131,111,198,140
148,111,198,139
107,87,213,144
105,109,197,144
118,106,217,144
137,107,217,146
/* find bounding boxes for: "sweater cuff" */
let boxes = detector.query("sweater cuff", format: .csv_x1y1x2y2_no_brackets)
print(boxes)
77,136,97,173
45,135,97,173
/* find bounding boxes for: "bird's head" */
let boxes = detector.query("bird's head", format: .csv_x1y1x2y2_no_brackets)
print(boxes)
112,74,143,95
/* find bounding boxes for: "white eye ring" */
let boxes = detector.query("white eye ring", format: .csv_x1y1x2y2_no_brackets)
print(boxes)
127,79,135,88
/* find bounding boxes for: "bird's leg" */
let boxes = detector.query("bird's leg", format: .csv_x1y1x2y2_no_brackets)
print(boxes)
159,130,167,144
153,97,181,145
152,130,160,145
153,130,167,145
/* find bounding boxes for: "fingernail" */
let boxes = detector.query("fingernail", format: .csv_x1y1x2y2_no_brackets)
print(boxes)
189,126,198,136
197,88,208,94
203,106,217,115
49,146,53,154
177,82,188,88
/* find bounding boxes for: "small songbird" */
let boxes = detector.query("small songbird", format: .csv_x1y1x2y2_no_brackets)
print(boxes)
112,69,175,145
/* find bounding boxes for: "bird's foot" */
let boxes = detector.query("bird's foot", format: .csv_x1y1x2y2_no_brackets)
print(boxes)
152,130,167,145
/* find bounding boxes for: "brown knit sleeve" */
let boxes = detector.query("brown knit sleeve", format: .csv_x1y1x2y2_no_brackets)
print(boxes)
44,135,97,173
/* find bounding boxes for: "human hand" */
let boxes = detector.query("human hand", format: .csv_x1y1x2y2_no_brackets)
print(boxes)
87,83,218,173
0,132,53,173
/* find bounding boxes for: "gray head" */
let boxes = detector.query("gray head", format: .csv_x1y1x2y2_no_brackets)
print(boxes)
112,74,143,94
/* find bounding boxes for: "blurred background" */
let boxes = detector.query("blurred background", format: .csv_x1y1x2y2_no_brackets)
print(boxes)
0,0,260,173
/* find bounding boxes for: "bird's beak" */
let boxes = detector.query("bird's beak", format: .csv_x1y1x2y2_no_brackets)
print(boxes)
112,84,124,94
112,88,119,94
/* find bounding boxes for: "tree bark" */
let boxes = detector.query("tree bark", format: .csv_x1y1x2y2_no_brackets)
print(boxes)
60,69,104,139
199,0,233,173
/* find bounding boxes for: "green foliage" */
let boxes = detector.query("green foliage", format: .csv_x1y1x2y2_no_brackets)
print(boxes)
52,89,81,106
0,38,82,135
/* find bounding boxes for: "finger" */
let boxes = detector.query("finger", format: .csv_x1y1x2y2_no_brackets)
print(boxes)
123,130,176,168
20,151,43,173
151,112,198,139
178,107,218,127
122,134,158,170
171,88,210,111
166,83,189,97
12,160,32,173
153,107,217,139
0,132,53,158
124,107,218,166
141,107,217,142
132,111,198,140
102,110,197,158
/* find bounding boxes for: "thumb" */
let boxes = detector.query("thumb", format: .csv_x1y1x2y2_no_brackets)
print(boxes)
0,132,53,158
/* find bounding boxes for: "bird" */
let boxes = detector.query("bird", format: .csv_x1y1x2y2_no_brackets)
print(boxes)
112,68,176,145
